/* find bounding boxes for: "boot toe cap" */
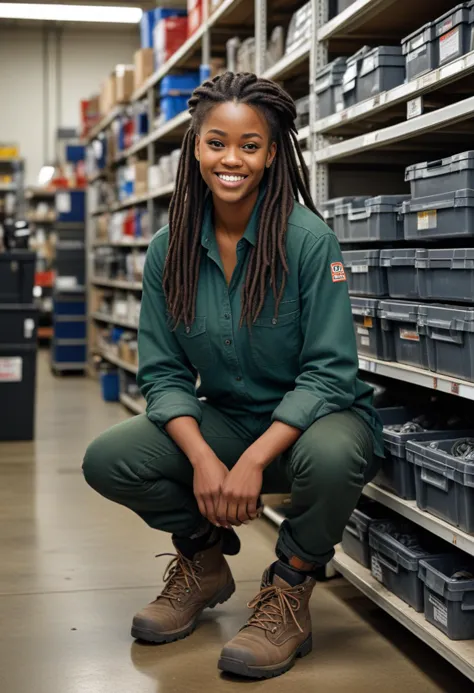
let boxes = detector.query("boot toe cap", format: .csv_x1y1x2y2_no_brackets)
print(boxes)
220,645,257,666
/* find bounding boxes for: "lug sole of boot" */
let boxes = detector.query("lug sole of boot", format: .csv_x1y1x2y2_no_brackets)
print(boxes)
131,579,236,644
218,634,312,680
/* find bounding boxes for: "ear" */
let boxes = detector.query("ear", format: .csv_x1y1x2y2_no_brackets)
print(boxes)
195,134,201,162
266,141,277,168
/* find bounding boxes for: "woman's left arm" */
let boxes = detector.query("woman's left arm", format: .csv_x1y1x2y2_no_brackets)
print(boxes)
218,232,358,526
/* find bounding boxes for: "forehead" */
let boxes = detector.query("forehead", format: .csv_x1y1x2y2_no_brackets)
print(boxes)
200,101,270,138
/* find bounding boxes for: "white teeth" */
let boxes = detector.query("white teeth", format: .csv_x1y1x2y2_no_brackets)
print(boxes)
217,174,246,182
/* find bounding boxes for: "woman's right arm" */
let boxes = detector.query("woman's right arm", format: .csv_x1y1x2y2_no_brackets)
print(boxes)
137,231,228,526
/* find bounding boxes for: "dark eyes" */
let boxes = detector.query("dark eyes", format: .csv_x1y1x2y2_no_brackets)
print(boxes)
207,140,260,152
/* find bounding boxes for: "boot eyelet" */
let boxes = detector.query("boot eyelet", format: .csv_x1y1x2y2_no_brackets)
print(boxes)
271,627,277,634
185,588,190,593
177,598,181,602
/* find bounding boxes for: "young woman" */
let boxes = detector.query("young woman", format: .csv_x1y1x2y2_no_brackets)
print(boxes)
83,72,383,680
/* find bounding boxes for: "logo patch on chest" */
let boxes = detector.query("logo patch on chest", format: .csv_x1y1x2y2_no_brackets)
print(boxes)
331,262,346,283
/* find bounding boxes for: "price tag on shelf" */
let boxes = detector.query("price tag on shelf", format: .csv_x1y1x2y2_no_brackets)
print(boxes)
451,382,460,395
407,96,423,119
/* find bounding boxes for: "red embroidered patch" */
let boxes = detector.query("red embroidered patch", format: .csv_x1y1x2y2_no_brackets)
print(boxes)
331,262,346,283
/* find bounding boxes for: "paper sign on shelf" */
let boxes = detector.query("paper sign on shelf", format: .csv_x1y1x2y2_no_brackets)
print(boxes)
0,357,23,383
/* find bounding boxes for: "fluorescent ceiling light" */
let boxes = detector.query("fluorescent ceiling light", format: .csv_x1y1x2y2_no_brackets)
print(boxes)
0,3,142,23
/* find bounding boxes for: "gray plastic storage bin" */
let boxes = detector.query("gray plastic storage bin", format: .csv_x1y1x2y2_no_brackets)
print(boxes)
333,196,369,241
342,249,388,296
380,249,419,300
407,437,474,534
295,95,310,129
435,3,474,67
342,46,371,108
419,554,474,640
358,46,405,102
347,195,409,243
419,304,474,381
369,521,437,611
322,196,355,233
401,22,438,81
416,248,474,303
342,499,390,568
405,151,474,199
402,190,474,241
379,301,427,369
351,297,392,360
315,58,347,118
375,407,474,501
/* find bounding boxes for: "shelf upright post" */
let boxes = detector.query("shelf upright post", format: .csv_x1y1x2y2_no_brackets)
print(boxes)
255,0,267,76
312,0,328,208
147,83,157,231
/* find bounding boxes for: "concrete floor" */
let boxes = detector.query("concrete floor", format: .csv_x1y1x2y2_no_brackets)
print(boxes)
0,351,471,692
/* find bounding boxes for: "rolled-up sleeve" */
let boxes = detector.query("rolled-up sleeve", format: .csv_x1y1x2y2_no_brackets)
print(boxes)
271,232,358,430
137,232,202,427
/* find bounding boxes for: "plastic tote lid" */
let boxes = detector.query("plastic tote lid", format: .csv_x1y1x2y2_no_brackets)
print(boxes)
418,303,474,332
406,151,474,180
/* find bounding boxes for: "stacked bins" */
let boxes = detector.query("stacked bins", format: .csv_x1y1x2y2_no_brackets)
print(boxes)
51,190,87,374
0,251,38,441
342,498,391,568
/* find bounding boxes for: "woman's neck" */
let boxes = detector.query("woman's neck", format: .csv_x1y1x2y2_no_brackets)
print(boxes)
212,187,259,239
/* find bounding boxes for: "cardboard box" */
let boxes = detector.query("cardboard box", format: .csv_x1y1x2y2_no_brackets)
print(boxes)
115,65,135,103
132,162,148,195
134,48,154,91
100,74,117,115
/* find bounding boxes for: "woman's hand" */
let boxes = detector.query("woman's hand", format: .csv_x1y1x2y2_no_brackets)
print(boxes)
193,454,230,527
217,455,263,527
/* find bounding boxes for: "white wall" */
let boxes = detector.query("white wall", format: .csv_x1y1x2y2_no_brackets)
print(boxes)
0,24,140,184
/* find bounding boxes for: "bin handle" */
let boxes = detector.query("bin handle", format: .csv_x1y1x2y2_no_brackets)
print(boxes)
421,468,449,492
461,592,474,612
344,522,360,540
376,552,400,574
423,159,444,176
427,321,464,345
348,209,370,221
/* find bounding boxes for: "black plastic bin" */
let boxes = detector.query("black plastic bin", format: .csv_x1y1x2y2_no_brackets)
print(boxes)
380,248,419,300
401,22,438,82
375,406,474,501
351,297,392,360
407,437,474,534
369,520,439,612
342,498,391,568
0,304,38,344
405,151,474,199
347,195,409,243
358,46,405,102
416,248,474,303
379,300,427,369
315,58,347,118
342,249,388,296
0,251,35,303
402,190,474,241
418,304,474,380
435,3,474,68
419,554,474,640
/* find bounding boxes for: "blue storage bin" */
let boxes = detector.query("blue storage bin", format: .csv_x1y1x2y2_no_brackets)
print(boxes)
161,96,189,122
53,300,86,316
55,190,85,223
141,7,187,49
54,319,87,340
160,73,200,96
100,371,120,402
66,145,85,163
53,343,87,363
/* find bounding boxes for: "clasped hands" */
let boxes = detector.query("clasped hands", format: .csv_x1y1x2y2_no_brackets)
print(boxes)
192,451,264,529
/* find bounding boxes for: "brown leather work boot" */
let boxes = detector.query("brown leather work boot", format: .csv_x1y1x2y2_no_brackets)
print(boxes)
131,541,235,644
218,563,315,678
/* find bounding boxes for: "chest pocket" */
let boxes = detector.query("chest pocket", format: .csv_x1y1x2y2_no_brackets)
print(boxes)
174,317,212,373
249,301,301,373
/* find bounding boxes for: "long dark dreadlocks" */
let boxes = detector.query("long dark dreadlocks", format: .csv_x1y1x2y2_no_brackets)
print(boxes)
163,71,322,328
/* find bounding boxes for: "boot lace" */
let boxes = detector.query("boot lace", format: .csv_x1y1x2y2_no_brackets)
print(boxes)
155,553,203,603
246,584,304,634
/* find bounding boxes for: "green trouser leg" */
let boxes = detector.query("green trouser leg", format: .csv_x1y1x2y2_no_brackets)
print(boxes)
83,404,379,564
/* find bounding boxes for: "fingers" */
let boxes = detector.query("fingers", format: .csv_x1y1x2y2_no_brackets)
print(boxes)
246,498,258,521
226,498,241,527
216,495,231,529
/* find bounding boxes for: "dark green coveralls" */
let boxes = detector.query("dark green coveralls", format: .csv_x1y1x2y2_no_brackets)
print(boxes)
83,192,384,566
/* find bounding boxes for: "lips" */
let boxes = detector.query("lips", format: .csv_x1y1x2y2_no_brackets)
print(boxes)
214,172,248,189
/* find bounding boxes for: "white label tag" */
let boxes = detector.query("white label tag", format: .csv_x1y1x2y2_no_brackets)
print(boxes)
357,327,370,336
400,328,420,342
0,357,23,382
429,594,448,627
351,264,369,274
407,96,423,119
417,210,437,230
56,192,71,214
371,555,383,583
361,336,370,347
440,28,460,63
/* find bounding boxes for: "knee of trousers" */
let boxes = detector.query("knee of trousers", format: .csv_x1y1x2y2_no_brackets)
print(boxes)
291,426,367,494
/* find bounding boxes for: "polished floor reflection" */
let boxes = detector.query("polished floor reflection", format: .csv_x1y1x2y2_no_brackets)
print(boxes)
0,352,471,693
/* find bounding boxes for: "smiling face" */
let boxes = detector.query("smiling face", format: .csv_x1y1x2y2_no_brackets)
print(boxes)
194,101,277,205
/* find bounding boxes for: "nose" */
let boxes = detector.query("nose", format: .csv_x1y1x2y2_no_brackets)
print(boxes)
221,146,243,168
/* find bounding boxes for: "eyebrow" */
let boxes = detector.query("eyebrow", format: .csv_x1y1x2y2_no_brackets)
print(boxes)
206,129,263,140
